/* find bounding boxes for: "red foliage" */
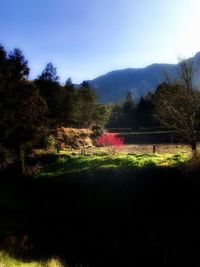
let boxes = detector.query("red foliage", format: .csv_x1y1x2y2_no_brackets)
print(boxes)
96,133,124,154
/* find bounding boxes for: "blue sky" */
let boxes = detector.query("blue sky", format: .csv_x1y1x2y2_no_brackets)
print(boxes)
1,0,200,83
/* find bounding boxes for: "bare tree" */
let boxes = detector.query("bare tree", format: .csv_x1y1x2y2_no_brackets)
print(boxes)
154,57,200,153
177,56,200,91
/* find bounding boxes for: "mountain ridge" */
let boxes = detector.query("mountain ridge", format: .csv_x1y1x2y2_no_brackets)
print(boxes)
88,52,200,103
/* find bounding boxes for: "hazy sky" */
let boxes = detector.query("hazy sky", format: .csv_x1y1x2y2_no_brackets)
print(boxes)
1,0,200,83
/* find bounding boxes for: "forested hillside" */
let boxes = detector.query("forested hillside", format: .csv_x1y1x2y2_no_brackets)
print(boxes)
89,52,200,103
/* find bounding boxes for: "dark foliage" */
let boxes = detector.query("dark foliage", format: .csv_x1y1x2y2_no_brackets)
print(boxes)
135,93,158,129
107,92,136,128
0,44,111,175
0,44,48,175
107,92,158,129
7,48,30,81
1,166,200,266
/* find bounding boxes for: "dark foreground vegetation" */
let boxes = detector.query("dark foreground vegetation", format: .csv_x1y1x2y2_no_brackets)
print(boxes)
1,157,200,266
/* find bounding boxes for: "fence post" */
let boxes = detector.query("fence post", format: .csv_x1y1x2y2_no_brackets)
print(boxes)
56,143,60,153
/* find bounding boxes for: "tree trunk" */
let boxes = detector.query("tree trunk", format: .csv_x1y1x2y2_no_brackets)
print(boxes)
191,142,197,155
15,145,25,177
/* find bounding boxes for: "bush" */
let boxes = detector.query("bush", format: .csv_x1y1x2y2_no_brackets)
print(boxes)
96,133,124,155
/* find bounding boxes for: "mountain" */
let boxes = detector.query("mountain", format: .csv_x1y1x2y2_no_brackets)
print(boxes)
88,52,200,103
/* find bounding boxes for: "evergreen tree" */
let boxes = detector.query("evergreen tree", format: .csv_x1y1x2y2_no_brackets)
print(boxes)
136,94,155,129
106,104,124,128
0,44,7,80
76,81,97,127
92,104,111,129
0,46,47,175
60,78,77,124
39,62,59,82
122,92,136,128
7,48,29,81
35,63,62,118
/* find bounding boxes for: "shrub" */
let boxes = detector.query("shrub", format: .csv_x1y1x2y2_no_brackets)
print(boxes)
96,133,124,155
45,135,56,151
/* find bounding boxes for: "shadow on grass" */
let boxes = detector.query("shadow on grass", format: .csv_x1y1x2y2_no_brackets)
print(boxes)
1,162,200,266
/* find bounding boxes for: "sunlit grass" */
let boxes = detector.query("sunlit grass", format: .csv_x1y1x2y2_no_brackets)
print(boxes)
36,153,190,177
0,251,63,267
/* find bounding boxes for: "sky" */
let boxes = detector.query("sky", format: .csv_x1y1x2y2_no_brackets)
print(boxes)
1,0,200,83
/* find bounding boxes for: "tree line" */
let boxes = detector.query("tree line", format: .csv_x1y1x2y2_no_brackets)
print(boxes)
1,43,200,176
0,44,110,175
108,56,200,153
107,91,156,129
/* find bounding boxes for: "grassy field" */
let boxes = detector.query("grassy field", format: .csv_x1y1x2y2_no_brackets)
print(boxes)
36,153,189,178
33,143,192,178
0,251,63,267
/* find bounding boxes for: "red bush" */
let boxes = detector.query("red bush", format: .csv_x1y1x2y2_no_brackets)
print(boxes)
96,133,124,155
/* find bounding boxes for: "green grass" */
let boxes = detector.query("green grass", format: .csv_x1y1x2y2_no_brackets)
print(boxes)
36,153,189,178
0,251,63,267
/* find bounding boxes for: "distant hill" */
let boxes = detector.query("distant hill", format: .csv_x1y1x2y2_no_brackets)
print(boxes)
88,52,200,103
